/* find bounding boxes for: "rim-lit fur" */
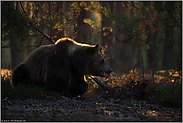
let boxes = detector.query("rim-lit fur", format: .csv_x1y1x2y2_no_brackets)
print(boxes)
12,38,112,97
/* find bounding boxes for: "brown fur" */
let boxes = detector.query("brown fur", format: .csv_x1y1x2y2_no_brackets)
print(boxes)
12,38,112,97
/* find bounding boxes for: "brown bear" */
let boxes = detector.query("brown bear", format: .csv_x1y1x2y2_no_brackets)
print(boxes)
12,38,112,98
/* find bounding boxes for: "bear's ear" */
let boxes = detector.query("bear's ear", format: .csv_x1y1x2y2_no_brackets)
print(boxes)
94,43,102,52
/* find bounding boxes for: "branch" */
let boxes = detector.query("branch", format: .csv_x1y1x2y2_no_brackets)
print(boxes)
115,35,133,43
163,69,177,84
52,2,90,39
19,1,55,44
90,76,109,91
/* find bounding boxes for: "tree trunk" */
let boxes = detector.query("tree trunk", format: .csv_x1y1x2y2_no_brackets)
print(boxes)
10,2,20,70
74,2,92,43
177,2,182,70
101,2,113,69
143,2,154,72
163,2,175,69
112,2,124,74
123,2,134,73
52,2,64,41
10,42,19,70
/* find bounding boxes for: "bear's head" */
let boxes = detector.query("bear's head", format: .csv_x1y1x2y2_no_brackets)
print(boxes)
86,44,112,77
69,41,112,77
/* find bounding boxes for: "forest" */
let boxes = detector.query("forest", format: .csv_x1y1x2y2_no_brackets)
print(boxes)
1,1,182,122
2,1,182,72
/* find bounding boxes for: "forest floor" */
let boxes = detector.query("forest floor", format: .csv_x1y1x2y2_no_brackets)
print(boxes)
1,69,182,122
1,92,182,122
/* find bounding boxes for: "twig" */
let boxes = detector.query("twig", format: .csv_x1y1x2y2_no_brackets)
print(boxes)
36,36,44,48
90,76,109,91
52,2,90,39
39,91,56,99
115,35,133,44
139,102,141,108
163,69,177,84
140,38,160,55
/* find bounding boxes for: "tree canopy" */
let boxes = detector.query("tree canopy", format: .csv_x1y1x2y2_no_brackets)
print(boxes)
1,1,182,73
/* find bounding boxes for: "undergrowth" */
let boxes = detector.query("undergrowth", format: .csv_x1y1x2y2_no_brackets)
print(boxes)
145,80,182,108
1,68,182,108
1,69,62,100
86,68,182,108
2,81,62,100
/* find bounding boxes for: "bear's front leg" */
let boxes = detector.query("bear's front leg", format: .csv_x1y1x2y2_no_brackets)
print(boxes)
70,82,88,97
69,75,88,97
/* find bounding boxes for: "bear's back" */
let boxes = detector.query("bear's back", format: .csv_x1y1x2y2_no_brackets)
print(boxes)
23,44,55,66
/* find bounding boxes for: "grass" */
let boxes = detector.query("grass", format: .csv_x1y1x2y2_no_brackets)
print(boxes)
1,68,182,108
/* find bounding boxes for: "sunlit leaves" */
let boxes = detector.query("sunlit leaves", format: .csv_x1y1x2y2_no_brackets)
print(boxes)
83,18,98,29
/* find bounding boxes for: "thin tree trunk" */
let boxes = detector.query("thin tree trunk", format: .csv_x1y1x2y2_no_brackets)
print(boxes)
112,2,124,74
52,2,64,41
101,2,113,69
163,2,175,69
74,2,87,43
10,2,20,70
123,2,134,73
143,2,154,72
10,41,19,70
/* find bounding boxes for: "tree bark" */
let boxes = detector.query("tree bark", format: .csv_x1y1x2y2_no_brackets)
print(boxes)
101,2,113,70
112,2,124,74
10,2,20,70
163,2,175,69
10,41,19,70
52,2,64,41
74,2,92,43
122,2,134,73
143,2,154,72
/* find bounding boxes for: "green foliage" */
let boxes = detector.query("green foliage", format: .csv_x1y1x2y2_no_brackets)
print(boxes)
1,1,31,49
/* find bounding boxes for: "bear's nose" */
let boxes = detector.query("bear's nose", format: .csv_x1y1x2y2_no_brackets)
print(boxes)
107,69,112,74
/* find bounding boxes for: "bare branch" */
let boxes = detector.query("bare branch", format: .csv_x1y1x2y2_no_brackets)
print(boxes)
37,36,44,48
115,35,133,43
52,2,90,40
19,1,55,44
90,76,109,91
163,69,177,84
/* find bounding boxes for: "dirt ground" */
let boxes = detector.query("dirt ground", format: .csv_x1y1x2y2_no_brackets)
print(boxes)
1,92,182,122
